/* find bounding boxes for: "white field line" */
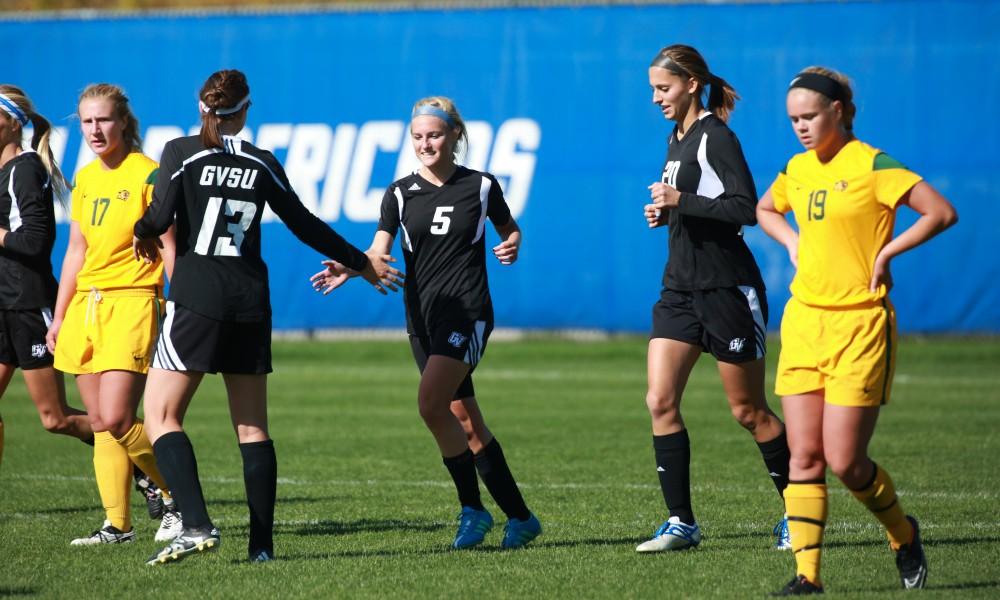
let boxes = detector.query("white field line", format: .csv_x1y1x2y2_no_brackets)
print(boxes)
7,473,1000,501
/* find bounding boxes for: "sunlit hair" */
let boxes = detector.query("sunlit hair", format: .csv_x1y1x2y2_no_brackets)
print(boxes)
649,44,739,123
796,66,856,132
78,83,143,153
198,69,250,149
0,84,68,196
411,96,468,161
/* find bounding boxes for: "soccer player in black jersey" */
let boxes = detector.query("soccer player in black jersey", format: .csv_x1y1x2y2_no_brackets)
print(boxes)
0,85,94,464
133,70,402,565
312,96,541,550
635,45,791,553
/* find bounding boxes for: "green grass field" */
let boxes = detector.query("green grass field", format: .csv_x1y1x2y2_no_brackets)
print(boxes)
1,336,999,598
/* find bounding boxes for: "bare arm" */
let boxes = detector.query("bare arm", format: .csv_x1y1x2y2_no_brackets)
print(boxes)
870,181,958,292
159,225,176,281
756,185,799,267
492,217,521,265
46,221,87,353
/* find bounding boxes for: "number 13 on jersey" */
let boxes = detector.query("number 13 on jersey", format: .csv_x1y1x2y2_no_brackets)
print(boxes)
194,196,257,256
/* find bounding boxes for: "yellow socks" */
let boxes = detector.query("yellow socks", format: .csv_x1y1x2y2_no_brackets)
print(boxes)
93,431,132,531
849,463,913,550
785,482,828,587
115,420,171,501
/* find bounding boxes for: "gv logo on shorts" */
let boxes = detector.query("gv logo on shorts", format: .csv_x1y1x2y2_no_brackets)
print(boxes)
728,338,746,353
448,332,467,348
30,343,47,358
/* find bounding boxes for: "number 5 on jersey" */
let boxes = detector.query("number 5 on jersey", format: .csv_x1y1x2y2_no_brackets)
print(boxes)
194,196,257,256
431,206,454,235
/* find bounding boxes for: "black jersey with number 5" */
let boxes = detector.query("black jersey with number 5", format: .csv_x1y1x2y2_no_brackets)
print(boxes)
378,166,512,336
135,135,369,322
659,112,764,291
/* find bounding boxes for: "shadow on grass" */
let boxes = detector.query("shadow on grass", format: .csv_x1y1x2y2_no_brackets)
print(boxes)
207,495,330,509
0,587,37,597
279,518,448,537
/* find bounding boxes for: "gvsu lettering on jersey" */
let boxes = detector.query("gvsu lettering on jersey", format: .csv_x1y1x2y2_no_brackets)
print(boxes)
53,118,540,224
199,165,259,190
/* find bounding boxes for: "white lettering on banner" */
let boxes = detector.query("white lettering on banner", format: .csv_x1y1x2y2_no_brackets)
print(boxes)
318,123,357,221
487,119,540,219
61,118,540,224
344,121,405,222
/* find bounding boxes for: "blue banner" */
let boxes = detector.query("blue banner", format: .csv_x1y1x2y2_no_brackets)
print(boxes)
3,0,997,332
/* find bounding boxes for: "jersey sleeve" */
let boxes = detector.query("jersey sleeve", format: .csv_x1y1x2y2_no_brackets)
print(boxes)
486,175,512,227
142,166,159,210
873,153,922,208
2,160,53,258
135,143,180,239
675,126,758,225
265,155,369,272
377,185,400,237
770,167,791,214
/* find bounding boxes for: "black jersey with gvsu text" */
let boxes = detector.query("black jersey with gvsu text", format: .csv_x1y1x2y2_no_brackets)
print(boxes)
134,135,369,322
659,112,765,291
378,166,512,336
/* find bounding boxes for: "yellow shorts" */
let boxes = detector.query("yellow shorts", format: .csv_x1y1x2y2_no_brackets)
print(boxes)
775,296,897,407
53,287,163,375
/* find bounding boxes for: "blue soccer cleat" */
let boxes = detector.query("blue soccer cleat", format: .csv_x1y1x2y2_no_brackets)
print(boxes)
501,513,542,549
636,516,702,552
774,515,792,550
452,506,493,549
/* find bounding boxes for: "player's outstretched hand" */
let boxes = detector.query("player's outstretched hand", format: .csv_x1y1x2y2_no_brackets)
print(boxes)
132,235,163,264
310,260,352,295
360,252,404,295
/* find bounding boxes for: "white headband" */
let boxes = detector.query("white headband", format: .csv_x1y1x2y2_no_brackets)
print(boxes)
0,93,29,126
199,94,251,116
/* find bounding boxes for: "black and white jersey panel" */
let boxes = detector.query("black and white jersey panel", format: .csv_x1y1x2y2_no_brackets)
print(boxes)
378,166,512,336
659,112,765,292
135,135,368,322
0,151,58,309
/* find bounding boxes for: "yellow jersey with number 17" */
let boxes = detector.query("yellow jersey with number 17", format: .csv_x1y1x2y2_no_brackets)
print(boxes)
70,152,163,290
769,139,921,308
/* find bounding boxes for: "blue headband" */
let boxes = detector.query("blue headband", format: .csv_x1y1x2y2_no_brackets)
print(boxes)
0,93,29,126
412,104,456,128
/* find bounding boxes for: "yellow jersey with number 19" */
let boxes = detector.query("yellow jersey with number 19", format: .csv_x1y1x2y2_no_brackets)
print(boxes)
70,152,163,290
769,139,921,308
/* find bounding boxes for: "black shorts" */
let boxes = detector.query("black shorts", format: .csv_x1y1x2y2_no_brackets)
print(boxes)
409,319,493,400
152,302,272,375
650,285,767,364
0,308,54,369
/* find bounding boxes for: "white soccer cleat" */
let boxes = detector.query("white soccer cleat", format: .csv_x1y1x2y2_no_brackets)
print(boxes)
155,509,184,542
636,516,702,552
70,520,136,545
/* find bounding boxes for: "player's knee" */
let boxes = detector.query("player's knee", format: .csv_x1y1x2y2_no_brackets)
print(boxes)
825,451,866,484
645,389,679,420
102,414,134,439
39,412,71,434
789,448,824,474
728,403,759,431
417,396,451,426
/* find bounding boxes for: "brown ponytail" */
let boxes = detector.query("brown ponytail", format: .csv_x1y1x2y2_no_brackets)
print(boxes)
198,69,250,149
650,44,740,123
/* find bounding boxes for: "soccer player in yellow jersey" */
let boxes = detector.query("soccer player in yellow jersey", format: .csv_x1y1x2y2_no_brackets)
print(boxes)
46,84,182,545
757,67,958,595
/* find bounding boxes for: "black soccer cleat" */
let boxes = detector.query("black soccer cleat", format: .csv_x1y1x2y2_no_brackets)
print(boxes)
895,515,928,590
771,575,824,596
146,526,221,566
134,470,165,520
